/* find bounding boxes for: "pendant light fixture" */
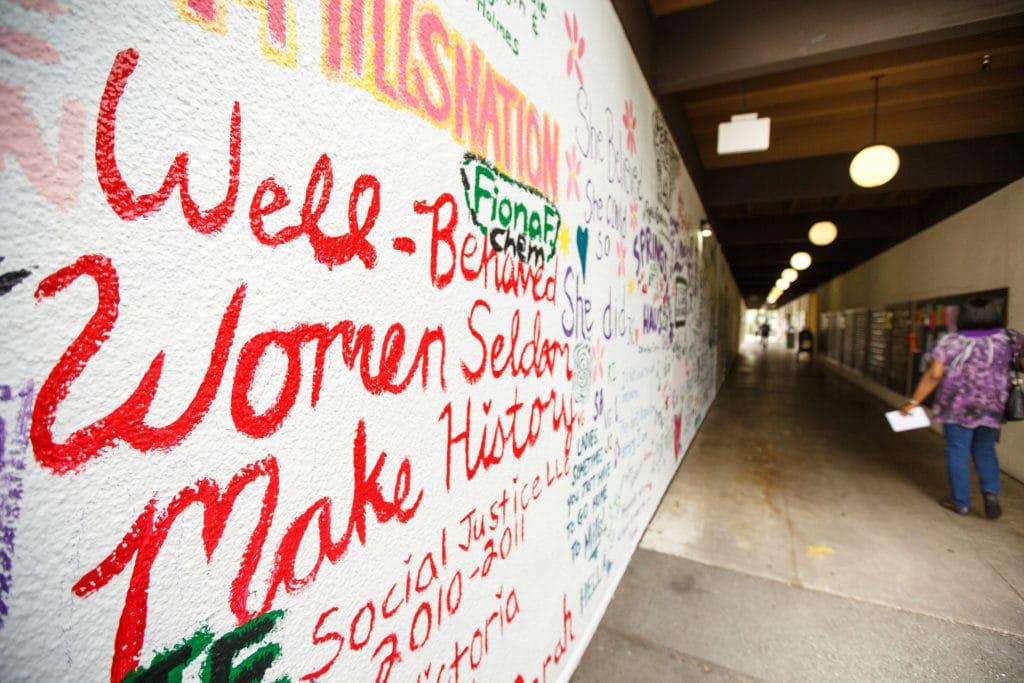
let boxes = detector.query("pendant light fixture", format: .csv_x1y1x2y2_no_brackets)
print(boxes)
790,251,812,271
849,75,899,188
808,220,838,246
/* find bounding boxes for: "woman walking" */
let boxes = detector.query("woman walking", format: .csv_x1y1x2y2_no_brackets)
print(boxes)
902,298,1024,518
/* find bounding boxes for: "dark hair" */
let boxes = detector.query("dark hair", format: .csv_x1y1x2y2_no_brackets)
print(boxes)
957,298,1004,330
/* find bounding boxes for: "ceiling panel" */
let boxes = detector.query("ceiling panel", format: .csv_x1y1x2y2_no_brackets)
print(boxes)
681,30,1024,169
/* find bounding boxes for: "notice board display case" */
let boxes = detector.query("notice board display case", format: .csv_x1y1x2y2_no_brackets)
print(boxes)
850,309,869,375
887,304,913,395
867,308,893,385
841,312,854,367
818,290,1008,404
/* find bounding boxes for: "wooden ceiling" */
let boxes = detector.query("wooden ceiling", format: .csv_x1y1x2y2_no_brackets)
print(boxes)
647,0,715,17
683,29,1024,169
618,1,1024,307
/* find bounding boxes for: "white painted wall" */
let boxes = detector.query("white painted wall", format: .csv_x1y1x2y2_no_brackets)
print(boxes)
808,179,1024,480
0,2,740,681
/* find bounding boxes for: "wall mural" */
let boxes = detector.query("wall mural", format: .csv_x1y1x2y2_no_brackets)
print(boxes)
0,1,740,681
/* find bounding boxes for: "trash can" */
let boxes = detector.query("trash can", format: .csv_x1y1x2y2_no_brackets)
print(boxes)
798,329,814,358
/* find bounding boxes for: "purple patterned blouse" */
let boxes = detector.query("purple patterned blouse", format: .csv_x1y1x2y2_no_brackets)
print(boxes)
927,328,1024,429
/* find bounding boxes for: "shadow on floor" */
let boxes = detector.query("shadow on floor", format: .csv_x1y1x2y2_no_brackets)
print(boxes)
572,345,1024,682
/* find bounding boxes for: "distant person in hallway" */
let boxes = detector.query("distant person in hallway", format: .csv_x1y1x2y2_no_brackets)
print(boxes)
759,321,770,350
901,298,1024,519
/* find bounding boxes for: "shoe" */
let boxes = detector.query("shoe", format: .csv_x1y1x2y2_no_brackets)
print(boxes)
939,498,968,515
983,493,1002,520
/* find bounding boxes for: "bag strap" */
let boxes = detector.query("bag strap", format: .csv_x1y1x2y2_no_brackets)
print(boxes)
1009,328,1023,373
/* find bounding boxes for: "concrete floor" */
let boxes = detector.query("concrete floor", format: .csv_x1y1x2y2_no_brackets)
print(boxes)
572,344,1024,682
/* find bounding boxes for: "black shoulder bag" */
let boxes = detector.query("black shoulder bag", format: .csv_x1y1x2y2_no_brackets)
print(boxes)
1006,331,1024,422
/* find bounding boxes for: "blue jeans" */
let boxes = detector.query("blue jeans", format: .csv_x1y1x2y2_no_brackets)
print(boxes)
943,423,1001,508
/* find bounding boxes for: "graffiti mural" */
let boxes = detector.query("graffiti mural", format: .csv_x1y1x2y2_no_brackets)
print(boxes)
0,1,740,680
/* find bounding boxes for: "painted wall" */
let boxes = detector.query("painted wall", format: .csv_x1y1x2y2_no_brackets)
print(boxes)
806,179,1024,480
0,1,741,681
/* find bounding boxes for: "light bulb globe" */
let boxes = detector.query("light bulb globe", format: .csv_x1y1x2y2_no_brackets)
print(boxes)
808,221,838,246
790,251,812,270
849,144,900,188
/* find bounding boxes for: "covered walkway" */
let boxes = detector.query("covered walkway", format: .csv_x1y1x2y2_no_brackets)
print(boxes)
573,345,1024,682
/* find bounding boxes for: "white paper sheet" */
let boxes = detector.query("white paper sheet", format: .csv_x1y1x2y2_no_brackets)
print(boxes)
885,406,931,432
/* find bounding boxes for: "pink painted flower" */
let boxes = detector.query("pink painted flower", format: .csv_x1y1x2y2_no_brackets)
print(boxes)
623,99,637,155
564,12,585,85
629,200,638,231
592,339,604,381
565,146,581,200
616,240,626,277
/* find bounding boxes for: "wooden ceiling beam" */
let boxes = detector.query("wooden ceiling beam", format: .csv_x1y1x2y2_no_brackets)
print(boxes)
685,66,1024,134
648,0,716,17
702,134,1024,207
713,207,921,246
679,29,1024,113
720,184,1006,296
723,242,885,267
653,0,1024,94
696,92,1024,168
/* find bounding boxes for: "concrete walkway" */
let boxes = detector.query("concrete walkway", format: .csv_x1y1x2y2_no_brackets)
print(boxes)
573,344,1024,682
